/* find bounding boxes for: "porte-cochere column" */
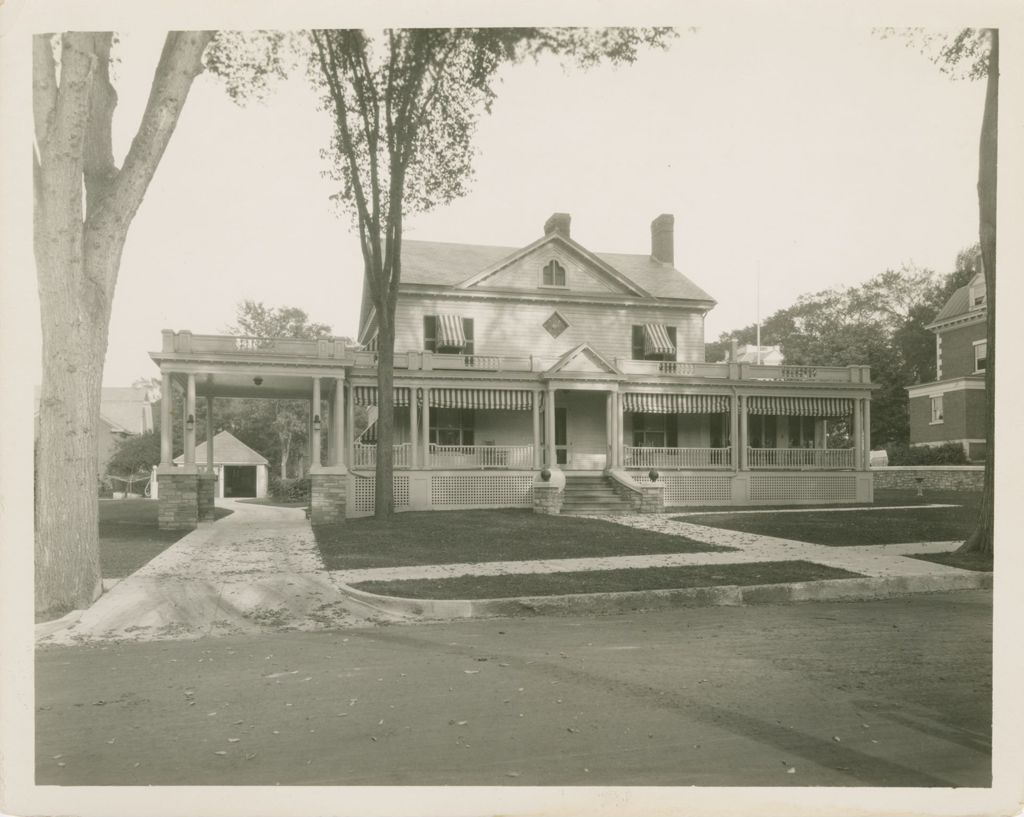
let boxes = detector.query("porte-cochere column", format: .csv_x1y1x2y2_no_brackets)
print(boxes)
309,373,348,526
157,372,201,531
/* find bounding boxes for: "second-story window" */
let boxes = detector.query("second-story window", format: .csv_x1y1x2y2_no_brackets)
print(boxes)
974,340,987,372
930,395,944,423
542,260,566,287
424,315,474,354
632,324,677,361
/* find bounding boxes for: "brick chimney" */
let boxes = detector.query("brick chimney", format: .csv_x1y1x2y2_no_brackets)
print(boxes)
651,213,674,264
544,213,571,238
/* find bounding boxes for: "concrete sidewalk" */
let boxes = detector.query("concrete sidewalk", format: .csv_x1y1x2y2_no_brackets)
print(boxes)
37,500,395,646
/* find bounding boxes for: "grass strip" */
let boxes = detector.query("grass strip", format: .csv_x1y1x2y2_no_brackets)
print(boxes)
905,550,993,572
675,504,977,547
99,499,231,578
314,508,730,570
349,560,863,600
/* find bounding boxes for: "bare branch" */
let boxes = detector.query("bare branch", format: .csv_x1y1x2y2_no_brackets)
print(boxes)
32,34,58,151
82,32,118,218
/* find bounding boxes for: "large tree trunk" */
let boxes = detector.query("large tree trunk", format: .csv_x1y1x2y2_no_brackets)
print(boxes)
374,305,396,519
33,31,211,617
960,29,997,556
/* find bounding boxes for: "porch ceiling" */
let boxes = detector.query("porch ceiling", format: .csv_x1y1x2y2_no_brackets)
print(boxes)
169,372,339,400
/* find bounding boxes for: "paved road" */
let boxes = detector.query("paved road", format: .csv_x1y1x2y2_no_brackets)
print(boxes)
35,590,990,787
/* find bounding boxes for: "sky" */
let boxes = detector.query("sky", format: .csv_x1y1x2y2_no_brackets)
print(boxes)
28,26,988,385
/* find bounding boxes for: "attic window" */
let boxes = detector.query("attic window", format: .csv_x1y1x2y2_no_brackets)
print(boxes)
541,260,566,287
543,311,570,339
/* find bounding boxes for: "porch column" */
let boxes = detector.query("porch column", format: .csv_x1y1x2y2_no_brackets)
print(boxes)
852,398,864,470
605,392,614,469
532,391,542,469
616,392,625,469
738,395,748,470
311,377,322,467
160,372,173,465
863,397,872,469
730,393,740,471
545,384,556,468
333,377,346,467
206,396,214,472
184,374,196,466
421,387,431,467
409,387,419,468
345,383,354,467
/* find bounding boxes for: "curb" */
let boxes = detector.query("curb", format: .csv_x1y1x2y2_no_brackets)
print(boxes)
337,571,993,621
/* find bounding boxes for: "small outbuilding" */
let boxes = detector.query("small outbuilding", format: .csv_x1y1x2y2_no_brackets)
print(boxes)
163,431,269,499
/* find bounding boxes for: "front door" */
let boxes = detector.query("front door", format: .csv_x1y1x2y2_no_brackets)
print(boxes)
555,407,568,465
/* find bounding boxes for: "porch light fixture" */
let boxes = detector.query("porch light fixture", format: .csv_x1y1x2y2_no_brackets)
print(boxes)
253,376,263,386
186,414,195,432
313,414,322,432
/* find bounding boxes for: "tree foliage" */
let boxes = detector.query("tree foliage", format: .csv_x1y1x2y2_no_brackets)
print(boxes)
711,254,978,448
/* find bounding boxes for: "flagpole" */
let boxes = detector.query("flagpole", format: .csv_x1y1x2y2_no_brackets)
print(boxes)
756,263,761,366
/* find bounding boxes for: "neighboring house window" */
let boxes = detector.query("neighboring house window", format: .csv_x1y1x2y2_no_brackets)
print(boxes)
930,395,944,423
632,414,678,448
970,283,986,308
423,316,474,354
429,408,475,446
974,340,987,372
632,325,677,361
748,415,778,448
541,260,567,287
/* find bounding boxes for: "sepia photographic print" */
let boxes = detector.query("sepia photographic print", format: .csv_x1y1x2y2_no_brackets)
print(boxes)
2,1,1023,816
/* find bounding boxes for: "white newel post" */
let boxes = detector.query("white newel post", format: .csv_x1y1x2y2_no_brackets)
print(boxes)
160,372,173,465
730,393,740,470
184,374,196,466
739,395,748,470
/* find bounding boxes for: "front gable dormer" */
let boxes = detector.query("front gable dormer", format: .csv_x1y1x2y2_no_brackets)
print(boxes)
456,234,647,297
545,343,621,377
968,272,986,310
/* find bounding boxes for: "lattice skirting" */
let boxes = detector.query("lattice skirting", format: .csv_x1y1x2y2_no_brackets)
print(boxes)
750,474,857,502
431,474,534,508
629,472,733,505
351,475,411,514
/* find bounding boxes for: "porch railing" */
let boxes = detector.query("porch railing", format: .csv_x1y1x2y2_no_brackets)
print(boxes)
747,447,855,469
623,446,732,469
428,444,534,469
616,360,731,378
352,443,413,469
426,353,533,372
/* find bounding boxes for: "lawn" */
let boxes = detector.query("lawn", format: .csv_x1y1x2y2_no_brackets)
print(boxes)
676,491,981,547
349,560,863,600
99,499,232,578
313,508,732,570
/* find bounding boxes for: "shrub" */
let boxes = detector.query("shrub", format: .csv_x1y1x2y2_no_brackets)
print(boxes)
269,475,311,502
885,441,968,466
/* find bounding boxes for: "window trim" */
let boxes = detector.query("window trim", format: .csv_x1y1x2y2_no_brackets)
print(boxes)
540,259,568,289
428,408,476,446
973,339,987,373
632,324,678,362
929,394,944,424
423,315,474,355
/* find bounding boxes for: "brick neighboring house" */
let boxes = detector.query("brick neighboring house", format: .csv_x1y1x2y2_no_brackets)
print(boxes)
906,270,988,461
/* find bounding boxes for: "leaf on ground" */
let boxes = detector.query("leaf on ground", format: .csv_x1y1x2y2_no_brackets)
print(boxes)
463,670,480,675
787,767,796,774
506,771,520,777
106,739,115,744
207,712,217,717
245,753,257,760
832,736,841,742
228,738,240,743
214,751,228,756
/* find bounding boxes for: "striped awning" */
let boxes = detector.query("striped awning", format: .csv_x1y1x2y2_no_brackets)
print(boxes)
643,323,676,357
747,395,853,416
623,393,730,414
436,314,467,350
429,388,533,410
352,386,411,407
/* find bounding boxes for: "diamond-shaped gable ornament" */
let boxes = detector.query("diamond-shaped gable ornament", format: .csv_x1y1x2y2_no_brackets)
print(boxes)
543,312,569,338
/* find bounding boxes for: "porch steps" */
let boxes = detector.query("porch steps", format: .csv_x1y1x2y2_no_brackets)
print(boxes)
561,474,635,514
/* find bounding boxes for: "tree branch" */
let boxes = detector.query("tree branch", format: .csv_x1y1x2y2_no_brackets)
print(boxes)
32,34,58,152
82,32,118,219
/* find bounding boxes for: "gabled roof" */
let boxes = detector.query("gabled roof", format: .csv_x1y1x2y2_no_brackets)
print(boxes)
33,385,152,435
397,239,716,303
929,273,986,327
174,431,269,466
544,343,622,377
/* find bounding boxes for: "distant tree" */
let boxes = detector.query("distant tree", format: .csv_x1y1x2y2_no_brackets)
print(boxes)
224,301,336,478
106,431,161,494
34,31,213,618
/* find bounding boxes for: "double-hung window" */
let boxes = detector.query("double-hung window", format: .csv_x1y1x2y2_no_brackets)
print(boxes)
632,414,678,448
631,324,677,362
429,408,475,447
541,260,567,287
974,340,987,373
930,395,944,424
423,315,474,354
